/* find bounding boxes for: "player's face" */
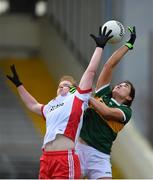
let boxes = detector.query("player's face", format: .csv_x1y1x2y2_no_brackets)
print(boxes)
112,82,132,101
57,80,72,96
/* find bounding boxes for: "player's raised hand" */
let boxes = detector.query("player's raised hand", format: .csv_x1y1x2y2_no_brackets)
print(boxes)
90,26,113,49
125,26,136,50
6,65,22,87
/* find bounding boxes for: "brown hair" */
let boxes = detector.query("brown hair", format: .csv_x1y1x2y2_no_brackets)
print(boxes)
59,75,77,87
124,80,135,106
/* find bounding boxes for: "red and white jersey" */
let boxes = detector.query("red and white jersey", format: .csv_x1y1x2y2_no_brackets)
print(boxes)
41,87,92,148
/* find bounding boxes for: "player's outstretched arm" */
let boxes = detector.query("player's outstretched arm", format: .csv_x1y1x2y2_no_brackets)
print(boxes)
89,96,124,121
79,26,113,90
96,26,136,90
7,65,43,115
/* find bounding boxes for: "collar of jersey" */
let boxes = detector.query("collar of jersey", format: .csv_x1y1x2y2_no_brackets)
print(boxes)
111,98,121,106
56,92,72,100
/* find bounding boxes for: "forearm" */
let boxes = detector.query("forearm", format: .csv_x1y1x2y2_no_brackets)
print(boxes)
89,97,123,121
86,47,103,73
90,97,110,118
106,45,129,68
96,45,129,89
108,25,136,68
17,85,42,114
79,47,103,90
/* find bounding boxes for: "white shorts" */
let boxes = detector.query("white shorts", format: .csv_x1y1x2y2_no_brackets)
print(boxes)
75,141,112,179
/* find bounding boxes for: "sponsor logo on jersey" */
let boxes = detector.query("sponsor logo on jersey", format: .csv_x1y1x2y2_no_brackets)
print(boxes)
49,103,64,111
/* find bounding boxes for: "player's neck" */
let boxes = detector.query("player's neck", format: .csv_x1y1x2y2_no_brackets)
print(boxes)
113,95,125,105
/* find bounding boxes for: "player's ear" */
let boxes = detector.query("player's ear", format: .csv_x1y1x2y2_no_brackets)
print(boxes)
126,95,132,101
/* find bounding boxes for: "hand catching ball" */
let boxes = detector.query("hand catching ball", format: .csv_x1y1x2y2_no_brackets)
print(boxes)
101,20,125,44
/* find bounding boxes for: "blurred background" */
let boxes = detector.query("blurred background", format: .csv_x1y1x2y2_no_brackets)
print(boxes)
0,0,153,179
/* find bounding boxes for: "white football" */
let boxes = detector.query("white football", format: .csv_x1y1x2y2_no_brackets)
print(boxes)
101,20,125,44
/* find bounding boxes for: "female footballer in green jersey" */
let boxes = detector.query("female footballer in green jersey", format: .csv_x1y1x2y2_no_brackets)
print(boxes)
75,26,136,179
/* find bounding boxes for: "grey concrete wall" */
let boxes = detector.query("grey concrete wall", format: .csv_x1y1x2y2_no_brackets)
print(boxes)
0,15,41,58
119,0,153,141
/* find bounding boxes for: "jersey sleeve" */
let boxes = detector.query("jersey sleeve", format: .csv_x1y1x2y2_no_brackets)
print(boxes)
117,105,132,124
41,105,46,120
75,87,92,102
41,101,53,119
95,84,111,97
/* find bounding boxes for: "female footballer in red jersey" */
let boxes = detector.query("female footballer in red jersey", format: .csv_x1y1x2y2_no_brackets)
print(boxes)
6,26,113,179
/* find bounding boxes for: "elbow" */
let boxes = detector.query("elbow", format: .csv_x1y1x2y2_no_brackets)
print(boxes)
26,104,34,112
103,63,113,70
26,102,37,112
88,71,96,80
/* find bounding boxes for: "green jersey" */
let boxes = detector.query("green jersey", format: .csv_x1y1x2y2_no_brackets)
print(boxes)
80,84,132,154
